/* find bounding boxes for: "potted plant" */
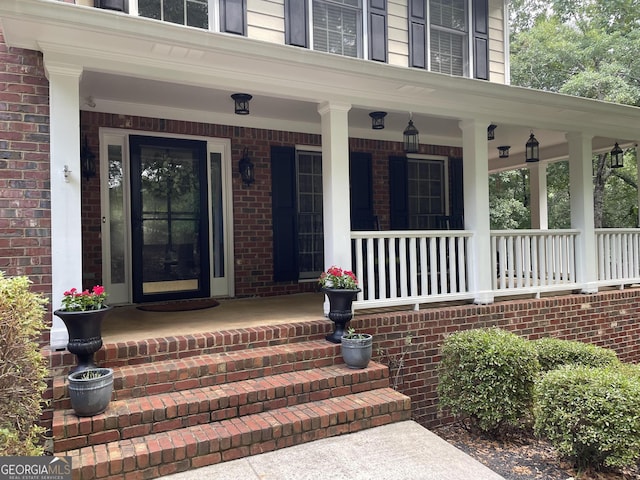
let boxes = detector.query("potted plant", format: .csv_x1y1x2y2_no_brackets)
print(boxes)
54,285,111,373
341,327,373,369
67,367,114,417
318,266,361,343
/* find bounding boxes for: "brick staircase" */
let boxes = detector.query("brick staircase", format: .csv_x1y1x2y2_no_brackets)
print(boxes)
49,325,412,480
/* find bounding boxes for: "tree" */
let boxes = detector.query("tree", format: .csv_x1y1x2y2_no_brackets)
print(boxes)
505,0,640,228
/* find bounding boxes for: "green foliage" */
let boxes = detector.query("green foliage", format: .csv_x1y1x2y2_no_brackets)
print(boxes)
534,364,640,470
489,170,531,229
533,337,620,372
0,273,49,456
438,328,539,435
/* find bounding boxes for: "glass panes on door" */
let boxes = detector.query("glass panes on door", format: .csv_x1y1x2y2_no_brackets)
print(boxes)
297,151,324,278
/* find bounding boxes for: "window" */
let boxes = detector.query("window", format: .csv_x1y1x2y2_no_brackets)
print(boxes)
312,0,362,58
407,159,445,229
296,151,324,278
137,0,209,28
134,0,246,35
408,0,488,79
429,0,468,76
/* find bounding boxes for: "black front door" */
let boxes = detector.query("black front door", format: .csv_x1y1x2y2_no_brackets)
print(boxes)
130,136,210,303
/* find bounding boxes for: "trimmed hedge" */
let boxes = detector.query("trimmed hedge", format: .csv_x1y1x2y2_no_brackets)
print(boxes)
534,364,640,470
0,273,48,456
533,337,620,372
438,327,539,434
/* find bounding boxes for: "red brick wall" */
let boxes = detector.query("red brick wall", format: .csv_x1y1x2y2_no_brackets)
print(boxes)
0,30,52,339
358,288,640,427
80,112,462,297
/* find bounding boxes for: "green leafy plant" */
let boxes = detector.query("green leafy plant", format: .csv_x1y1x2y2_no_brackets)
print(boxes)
534,364,640,470
318,266,358,290
438,327,539,436
342,326,371,340
0,273,48,456
60,285,107,311
533,337,620,373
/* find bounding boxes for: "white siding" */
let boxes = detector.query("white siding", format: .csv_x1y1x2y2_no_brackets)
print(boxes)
247,0,285,44
488,0,506,84
388,0,408,67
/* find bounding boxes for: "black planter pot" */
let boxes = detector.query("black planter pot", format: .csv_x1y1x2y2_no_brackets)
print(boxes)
54,306,112,373
323,288,361,343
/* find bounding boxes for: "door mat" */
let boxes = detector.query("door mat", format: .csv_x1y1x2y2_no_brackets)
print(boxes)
136,298,220,312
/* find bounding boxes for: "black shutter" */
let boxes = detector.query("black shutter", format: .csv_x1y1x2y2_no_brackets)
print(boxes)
448,157,464,229
350,152,375,230
285,0,308,47
472,0,489,80
408,0,426,69
220,0,246,36
368,0,387,62
389,156,409,230
271,146,299,282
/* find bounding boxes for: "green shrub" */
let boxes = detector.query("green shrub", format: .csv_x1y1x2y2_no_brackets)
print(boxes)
438,327,539,435
533,337,620,372
534,364,640,470
0,273,48,456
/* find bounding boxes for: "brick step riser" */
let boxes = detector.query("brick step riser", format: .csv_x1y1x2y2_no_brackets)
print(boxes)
53,364,390,453
52,341,341,409
46,320,332,377
66,389,412,480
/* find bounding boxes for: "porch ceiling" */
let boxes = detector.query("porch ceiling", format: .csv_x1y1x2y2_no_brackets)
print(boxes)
2,0,639,168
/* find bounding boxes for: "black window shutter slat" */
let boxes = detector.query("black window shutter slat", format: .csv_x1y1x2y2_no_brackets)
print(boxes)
285,0,308,47
220,0,246,36
473,0,489,80
389,156,409,230
368,0,387,62
408,0,426,69
349,152,375,230
271,146,299,282
448,157,464,229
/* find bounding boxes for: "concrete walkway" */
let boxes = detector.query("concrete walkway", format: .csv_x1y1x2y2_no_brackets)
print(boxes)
160,421,505,480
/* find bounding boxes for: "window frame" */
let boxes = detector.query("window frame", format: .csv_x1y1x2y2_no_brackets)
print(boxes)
129,0,223,33
427,0,471,77
309,0,369,59
406,155,449,229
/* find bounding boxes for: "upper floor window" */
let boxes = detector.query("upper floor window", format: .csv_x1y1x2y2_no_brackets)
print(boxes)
133,0,246,35
312,0,362,58
408,0,488,80
285,0,387,62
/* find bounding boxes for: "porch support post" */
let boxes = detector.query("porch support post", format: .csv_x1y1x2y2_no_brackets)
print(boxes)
318,101,352,268
567,132,598,293
529,162,548,230
459,119,494,304
46,61,84,349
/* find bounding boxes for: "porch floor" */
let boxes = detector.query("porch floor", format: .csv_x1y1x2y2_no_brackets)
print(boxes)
101,293,328,343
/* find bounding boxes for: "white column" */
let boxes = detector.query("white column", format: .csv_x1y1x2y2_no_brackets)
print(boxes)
459,119,494,304
529,162,548,230
46,61,84,349
318,102,352,269
567,132,598,293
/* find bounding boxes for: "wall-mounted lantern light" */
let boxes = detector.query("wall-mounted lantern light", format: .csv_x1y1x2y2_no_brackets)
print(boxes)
403,114,419,153
497,145,510,158
239,148,255,186
487,124,497,141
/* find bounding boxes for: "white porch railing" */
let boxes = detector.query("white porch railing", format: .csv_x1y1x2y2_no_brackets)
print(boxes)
596,229,640,287
491,230,579,296
350,230,474,310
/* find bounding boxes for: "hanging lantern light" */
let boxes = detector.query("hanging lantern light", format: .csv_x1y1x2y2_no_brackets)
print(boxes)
403,114,419,153
610,142,624,169
525,132,539,163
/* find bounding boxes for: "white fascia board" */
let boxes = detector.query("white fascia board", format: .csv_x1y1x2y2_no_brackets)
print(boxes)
2,0,640,140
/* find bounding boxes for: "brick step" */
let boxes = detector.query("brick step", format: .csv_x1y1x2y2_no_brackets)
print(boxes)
52,340,340,410
64,388,412,480
52,363,390,453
